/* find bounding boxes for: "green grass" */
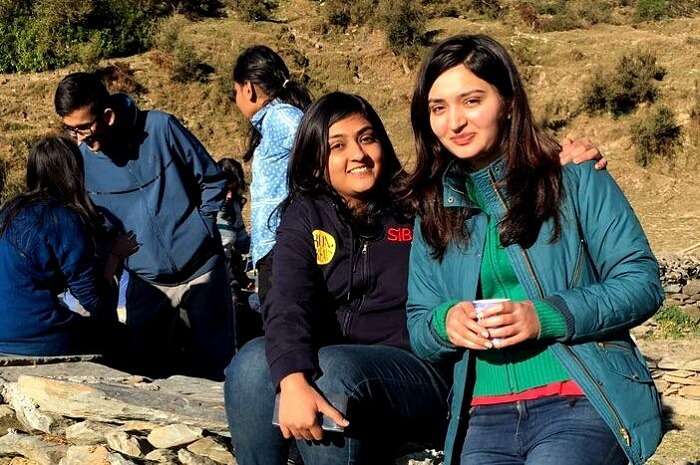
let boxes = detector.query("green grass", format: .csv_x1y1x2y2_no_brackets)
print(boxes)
653,305,700,338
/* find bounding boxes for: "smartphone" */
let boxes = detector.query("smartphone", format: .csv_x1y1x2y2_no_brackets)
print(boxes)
272,391,349,433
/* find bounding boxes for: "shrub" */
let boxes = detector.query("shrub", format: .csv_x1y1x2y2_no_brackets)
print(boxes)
171,40,214,82
631,104,682,167
227,0,278,21
516,2,541,29
538,13,581,31
324,0,377,28
171,0,224,17
75,33,104,70
690,83,700,147
469,0,503,18
377,0,426,55
582,49,666,116
154,15,188,53
635,0,667,21
576,0,613,24
96,62,147,94
0,0,167,73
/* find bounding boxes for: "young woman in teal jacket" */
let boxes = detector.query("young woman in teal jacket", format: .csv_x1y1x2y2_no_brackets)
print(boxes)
405,35,664,465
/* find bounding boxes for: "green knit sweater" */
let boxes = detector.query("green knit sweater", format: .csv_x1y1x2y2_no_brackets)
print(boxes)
432,181,571,396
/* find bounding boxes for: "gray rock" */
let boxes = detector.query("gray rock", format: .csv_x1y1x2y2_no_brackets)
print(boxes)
658,358,687,370
6,375,227,434
179,448,219,465
663,395,700,418
59,445,137,465
2,381,58,433
0,362,130,383
684,359,700,371
0,354,101,368
0,431,66,465
104,431,145,458
147,424,204,449
679,385,700,400
118,421,158,433
187,437,235,464
682,279,700,297
668,293,688,302
0,405,23,436
64,420,112,445
664,284,682,293
144,448,179,463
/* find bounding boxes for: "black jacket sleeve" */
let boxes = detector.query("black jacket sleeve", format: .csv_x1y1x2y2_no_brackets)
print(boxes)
262,199,325,388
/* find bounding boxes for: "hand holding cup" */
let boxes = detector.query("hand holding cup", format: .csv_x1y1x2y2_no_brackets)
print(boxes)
476,299,541,349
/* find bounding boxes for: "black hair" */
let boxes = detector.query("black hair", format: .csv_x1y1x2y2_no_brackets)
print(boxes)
54,72,110,117
233,45,312,161
280,92,408,228
0,136,102,238
218,157,247,202
407,34,563,259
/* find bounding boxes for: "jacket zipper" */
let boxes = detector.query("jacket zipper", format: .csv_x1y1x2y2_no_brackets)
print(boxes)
343,240,368,335
486,170,632,448
569,240,585,288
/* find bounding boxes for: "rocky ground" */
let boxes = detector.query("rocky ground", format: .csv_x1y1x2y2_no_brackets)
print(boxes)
0,338,698,465
0,255,698,465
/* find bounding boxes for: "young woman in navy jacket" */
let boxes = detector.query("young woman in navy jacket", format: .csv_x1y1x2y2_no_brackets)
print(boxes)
224,92,450,465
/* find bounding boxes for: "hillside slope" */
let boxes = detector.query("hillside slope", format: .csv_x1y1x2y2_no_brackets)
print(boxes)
1,2,700,252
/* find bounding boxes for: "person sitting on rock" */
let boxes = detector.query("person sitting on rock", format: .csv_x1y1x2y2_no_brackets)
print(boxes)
223,92,606,465
0,136,136,356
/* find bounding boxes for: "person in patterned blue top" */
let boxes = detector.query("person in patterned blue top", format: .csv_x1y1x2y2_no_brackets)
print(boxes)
232,46,312,302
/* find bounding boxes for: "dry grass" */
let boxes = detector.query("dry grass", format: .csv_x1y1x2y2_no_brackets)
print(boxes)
2,2,700,254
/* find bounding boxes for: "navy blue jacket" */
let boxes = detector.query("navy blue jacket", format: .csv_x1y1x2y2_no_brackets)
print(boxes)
80,95,226,284
263,194,414,387
0,201,111,355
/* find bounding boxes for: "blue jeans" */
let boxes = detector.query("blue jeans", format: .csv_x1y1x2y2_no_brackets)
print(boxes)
225,337,450,465
460,396,629,465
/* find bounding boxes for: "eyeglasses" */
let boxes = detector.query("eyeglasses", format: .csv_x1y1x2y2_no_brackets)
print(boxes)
63,116,99,139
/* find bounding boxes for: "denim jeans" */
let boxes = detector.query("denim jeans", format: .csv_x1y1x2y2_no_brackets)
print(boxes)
460,395,629,465
224,337,450,465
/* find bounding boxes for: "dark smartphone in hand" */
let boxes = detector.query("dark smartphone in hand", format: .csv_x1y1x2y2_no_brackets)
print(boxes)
272,391,349,433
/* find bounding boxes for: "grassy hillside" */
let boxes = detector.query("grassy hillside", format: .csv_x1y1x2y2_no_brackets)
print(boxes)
1,0,700,252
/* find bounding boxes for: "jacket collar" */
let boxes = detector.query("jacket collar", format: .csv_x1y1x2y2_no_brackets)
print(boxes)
250,98,283,131
441,156,507,209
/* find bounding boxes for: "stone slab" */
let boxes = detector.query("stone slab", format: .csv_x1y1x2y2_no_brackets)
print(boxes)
3,374,227,434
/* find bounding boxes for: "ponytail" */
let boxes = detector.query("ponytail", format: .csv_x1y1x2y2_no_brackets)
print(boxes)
277,79,312,113
233,45,312,161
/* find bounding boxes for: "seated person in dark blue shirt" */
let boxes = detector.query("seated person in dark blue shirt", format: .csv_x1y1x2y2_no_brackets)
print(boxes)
0,136,136,356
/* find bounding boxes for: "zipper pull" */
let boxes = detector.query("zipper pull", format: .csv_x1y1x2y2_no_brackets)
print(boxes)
620,427,631,446
362,243,367,254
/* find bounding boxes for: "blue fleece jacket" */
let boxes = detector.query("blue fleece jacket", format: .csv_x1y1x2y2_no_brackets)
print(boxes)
0,201,110,355
80,95,227,284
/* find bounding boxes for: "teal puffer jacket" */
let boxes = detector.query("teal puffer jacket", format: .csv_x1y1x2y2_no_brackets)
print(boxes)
407,158,664,465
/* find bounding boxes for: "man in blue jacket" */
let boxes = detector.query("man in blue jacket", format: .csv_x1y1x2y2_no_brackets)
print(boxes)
54,73,234,380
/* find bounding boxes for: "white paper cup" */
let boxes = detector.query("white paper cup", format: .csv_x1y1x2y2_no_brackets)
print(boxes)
473,298,510,347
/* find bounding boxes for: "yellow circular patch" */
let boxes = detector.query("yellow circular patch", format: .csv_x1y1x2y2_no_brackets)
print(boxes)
312,229,336,265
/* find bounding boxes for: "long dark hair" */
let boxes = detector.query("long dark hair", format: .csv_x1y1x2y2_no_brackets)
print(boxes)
0,136,102,238
280,92,408,227
218,157,247,205
407,34,563,259
233,45,312,162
